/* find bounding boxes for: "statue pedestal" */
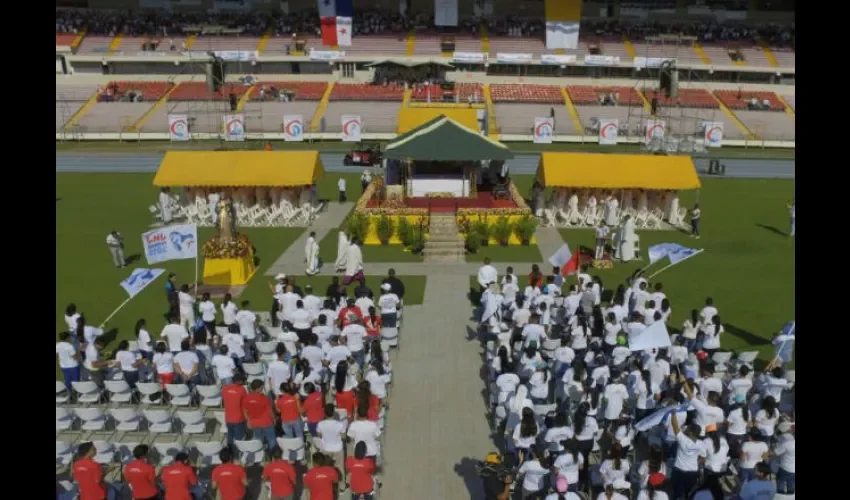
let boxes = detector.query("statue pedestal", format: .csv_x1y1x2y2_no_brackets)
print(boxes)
202,234,256,286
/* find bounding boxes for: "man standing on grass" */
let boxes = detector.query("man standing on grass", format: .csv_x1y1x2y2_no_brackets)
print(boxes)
106,230,126,268
787,199,795,237
690,203,701,239
338,176,347,203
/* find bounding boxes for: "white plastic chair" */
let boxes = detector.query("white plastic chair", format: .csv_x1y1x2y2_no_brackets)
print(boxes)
276,437,305,464
72,381,103,404
234,440,265,465
116,442,140,465
153,442,185,466
733,351,760,370
136,382,163,405
142,409,174,434
193,441,224,467
215,326,230,337
104,380,134,404
255,341,279,356
74,408,108,432
711,351,734,372
242,363,265,383
56,441,74,468
212,411,227,435
56,381,70,404
91,440,116,464
196,385,222,407
165,383,194,407
56,407,75,431
109,408,141,432
177,410,207,434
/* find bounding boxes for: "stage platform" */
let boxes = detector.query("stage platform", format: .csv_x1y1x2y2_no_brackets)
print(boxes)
367,191,518,213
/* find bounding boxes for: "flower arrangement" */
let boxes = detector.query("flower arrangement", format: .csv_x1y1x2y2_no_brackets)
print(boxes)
204,233,252,259
425,192,456,198
592,259,614,270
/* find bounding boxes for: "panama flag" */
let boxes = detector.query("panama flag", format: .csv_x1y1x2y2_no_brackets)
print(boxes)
319,0,353,47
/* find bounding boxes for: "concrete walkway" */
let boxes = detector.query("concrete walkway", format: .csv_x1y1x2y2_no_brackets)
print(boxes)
265,201,353,272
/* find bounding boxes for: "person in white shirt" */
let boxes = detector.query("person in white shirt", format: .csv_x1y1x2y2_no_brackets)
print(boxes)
211,345,237,384
304,231,320,276
347,407,381,459
689,391,725,437
290,300,313,342
64,304,81,333
265,344,292,397
774,422,795,493
377,283,400,328
355,294,374,318
337,176,347,203
342,320,368,369
293,359,323,398
316,405,346,463
501,275,519,309
701,425,729,498
738,429,769,483
596,484,629,500
56,331,81,392
364,361,391,400
477,258,498,293
105,230,126,268
753,396,779,438
152,342,175,386
114,340,145,388
757,366,790,402
699,297,718,328
325,336,352,374
160,316,189,354
681,309,701,352
521,316,547,349
669,401,706,499
173,340,200,385
517,451,549,497
701,315,723,355
234,301,258,343
499,266,517,290
76,315,105,348
84,337,115,387
602,374,629,425
278,286,300,326
595,224,611,260
133,319,154,361
176,285,196,331
221,294,239,327
302,286,323,321
599,443,630,487
198,293,217,332
313,314,335,345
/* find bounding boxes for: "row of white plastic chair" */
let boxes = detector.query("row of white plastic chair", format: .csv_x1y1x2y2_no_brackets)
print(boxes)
150,198,325,228
56,406,212,435
58,381,224,407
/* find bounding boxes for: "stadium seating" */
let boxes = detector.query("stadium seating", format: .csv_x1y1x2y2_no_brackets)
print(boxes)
99,81,174,101
490,84,564,104
56,33,76,46
168,82,251,101
714,90,785,111
248,82,328,100
643,88,719,109
330,83,406,101
486,37,546,57
567,86,643,106
410,83,483,101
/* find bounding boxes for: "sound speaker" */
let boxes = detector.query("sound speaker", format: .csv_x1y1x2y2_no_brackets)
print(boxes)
659,68,679,98
651,97,658,115
668,70,678,98
206,57,226,93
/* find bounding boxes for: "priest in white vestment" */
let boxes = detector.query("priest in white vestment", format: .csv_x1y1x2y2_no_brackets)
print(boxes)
335,230,349,271
604,195,620,226
343,238,364,285
623,189,633,211
668,192,681,226
159,188,173,224
477,258,498,291
617,215,638,262
568,192,580,222
480,283,503,333
305,231,320,275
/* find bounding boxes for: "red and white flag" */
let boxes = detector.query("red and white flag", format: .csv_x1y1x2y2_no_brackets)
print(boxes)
318,0,353,47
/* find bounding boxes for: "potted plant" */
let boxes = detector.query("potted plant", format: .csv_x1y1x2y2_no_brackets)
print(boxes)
465,231,481,254
514,215,537,246
471,220,490,246
398,217,413,247
346,213,370,243
410,226,426,254
492,217,513,247
376,215,395,245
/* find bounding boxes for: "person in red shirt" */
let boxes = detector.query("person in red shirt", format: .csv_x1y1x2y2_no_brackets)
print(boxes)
242,378,278,451
335,384,357,420
160,452,203,500
211,448,248,500
304,452,340,500
337,297,364,329
528,264,544,288
302,382,325,437
345,442,377,500
355,381,382,422
363,306,382,337
123,445,158,500
262,447,297,500
221,373,248,447
275,381,304,439
72,442,123,500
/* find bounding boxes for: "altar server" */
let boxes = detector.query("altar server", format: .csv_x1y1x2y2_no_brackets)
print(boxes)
604,194,620,226
344,238,364,285
159,188,173,224
668,192,681,226
618,215,638,262
335,230,349,272
305,231,320,276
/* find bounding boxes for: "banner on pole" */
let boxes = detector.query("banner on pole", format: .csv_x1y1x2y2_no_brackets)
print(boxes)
283,115,305,142
647,243,701,265
142,223,199,265
544,0,581,49
598,118,619,145
223,114,245,141
434,0,459,27
533,117,554,144
703,121,724,148
645,119,665,143
629,321,672,352
341,115,362,142
120,268,166,298
168,114,191,141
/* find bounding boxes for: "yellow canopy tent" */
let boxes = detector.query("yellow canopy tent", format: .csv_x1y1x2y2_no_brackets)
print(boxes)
153,151,325,187
536,152,701,190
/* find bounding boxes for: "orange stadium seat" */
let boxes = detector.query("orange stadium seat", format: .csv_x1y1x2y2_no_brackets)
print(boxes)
643,88,719,109
248,82,328,100
167,82,251,101
99,81,174,101
567,86,643,106
490,84,564,104
56,33,77,46
410,83,483,101
330,83,406,101
714,90,785,111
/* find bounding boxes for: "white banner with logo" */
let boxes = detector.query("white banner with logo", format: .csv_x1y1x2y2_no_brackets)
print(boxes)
598,118,619,145
309,49,346,61
452,52,486,64
435,0,459,27
223,114,245,141
214,50,258,62
142,223,198,265
168,114,191,141
283,115,305,142
496,53,533,64
474,0,494,16
341,115,362,142
645,119,665,143
533,117,554,144
540,54,577,65
120,268,166,298
584,55,620,66
633,57,676,69
545,22,580,50
703,121,724,148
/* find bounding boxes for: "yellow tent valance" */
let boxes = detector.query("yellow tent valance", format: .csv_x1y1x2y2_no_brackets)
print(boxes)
153,151,325,187
537,152,701,190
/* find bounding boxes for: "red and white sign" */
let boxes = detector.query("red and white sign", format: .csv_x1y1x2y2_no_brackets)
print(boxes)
533,117,554,144
168,114,190,141
645,119,665,143
703,121,724,148
341,115,361,142
598,118,619,145
223,114,245,142
283,115,304,142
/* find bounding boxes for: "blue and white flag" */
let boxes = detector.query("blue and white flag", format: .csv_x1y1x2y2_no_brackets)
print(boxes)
635,402,690,432
142,223,198,265
120,268,166,298
647,243,702,265
773,320,795,362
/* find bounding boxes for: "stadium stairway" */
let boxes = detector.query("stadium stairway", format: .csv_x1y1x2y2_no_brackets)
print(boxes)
401,88,412,107
106,33,123,56
775,94,795,120
184,34,197,49
71,29,87,51
406,28,415,56
483,84,498,137
693,42,711,64
63,92,99,131
560,88,584,135
623,35,637,58
480,23,490,55
636,90,653,115
757,39,779,67
710,91,757,140
236,85,255,111
256,27,273,54
129,84,180,132
310,82,335,132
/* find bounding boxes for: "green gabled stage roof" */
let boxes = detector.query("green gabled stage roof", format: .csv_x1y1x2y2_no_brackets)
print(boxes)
385,115,514,162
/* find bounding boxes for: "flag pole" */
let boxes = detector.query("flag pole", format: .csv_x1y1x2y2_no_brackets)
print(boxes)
98,296,135,329
647,249,704,280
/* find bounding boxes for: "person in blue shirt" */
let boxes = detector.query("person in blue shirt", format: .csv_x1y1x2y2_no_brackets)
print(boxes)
739,462,776,500
164,273,178,320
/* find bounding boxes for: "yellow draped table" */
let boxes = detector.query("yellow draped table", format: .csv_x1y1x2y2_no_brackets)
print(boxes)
203,250,256,286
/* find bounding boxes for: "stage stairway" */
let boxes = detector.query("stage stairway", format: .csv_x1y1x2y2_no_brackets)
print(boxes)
424,215,465,263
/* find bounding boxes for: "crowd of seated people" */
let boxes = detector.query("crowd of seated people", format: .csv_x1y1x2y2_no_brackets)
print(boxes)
583,19,794,47
56,8,270,36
